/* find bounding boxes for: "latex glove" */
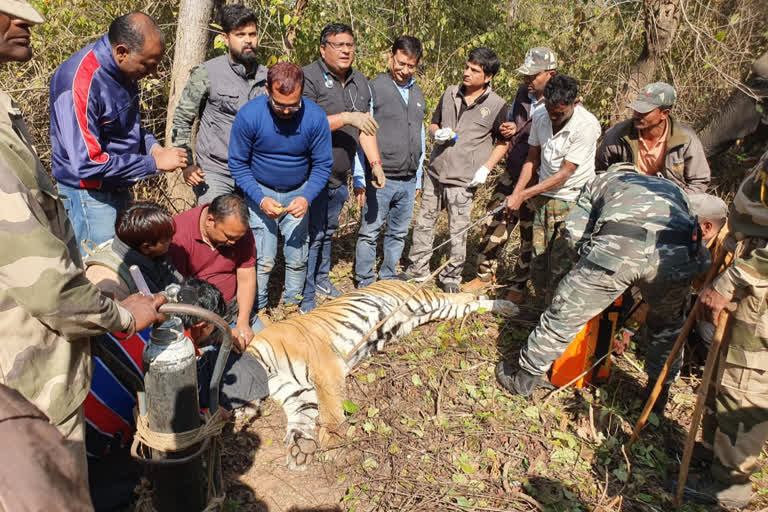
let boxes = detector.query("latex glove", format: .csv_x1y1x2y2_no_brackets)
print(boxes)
340,112,379,136
468,165,490,187
371,163,386,189
433,127,456,145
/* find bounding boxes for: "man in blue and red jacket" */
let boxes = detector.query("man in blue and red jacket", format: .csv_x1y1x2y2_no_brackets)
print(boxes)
50,12,187,255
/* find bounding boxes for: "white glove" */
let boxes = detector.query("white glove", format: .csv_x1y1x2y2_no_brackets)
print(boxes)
433,127,456,145
468,165,490,187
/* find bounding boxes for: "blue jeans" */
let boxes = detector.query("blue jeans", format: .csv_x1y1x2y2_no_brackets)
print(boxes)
56,182,131,257
247,183,309,311
355,175,417,285
303,185,348,306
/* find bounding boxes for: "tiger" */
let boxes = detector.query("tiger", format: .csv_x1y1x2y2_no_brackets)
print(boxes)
244,280,518,469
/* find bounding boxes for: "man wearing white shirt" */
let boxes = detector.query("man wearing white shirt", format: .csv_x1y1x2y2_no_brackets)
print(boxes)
504,74,600,301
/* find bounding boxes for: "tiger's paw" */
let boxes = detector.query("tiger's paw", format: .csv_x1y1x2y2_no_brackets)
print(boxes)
285,429,318,470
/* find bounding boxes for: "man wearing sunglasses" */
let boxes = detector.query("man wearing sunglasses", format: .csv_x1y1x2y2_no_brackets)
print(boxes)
229,62,333,313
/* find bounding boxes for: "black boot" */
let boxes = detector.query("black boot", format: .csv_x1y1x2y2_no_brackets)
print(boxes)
642,381,670,415
495,361,551,397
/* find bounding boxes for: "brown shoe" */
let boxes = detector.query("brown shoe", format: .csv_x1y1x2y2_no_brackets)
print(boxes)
503,289,524,304
461,275,494,293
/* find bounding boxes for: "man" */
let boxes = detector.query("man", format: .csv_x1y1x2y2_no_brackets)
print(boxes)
354,35,426,288
403,47,510,293
687,151,768,509
464,47,558,301
172,4,268,204
596,82,710,193
167,193,259,350
50,12,187,255
229,62,332,311
301,22,386,313
504,74,601,301
496,164,708,403
0,1,164,498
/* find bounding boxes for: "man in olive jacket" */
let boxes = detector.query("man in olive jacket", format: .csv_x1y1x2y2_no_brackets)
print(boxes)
595,82,710,194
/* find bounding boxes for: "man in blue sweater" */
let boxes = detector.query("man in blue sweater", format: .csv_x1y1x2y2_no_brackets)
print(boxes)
229,62,333,311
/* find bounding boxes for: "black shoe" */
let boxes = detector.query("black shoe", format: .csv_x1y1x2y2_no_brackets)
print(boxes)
642,381,670,415
669,473,752,508
316,281,341,298
440,281,460,293
495,361,551,397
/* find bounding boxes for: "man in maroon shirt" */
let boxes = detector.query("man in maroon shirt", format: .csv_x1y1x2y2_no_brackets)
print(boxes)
168,194,258,351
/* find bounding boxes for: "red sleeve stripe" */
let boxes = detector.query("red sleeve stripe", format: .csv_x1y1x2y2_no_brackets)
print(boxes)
72,50,110,165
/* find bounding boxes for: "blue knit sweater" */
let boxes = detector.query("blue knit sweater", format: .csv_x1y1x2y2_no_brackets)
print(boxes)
228,95,332,205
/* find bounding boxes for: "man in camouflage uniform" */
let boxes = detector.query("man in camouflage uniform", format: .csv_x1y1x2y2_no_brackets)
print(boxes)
464,47,557,302
687,149,768,508
0,0,164,494
172,4,267,204
496,163,709,397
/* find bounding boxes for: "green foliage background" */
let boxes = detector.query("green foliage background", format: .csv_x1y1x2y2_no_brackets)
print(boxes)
2,0,766,180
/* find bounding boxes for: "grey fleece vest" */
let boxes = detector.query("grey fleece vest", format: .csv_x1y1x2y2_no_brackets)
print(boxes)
428,85,506,186
196,55,267,177
370,73,425,177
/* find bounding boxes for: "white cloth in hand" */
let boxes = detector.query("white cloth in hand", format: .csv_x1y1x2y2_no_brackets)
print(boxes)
468,165,490,187
433,127,456,145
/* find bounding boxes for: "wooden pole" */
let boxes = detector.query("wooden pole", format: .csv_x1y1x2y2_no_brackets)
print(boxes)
627,239,729,448
674,309,730,506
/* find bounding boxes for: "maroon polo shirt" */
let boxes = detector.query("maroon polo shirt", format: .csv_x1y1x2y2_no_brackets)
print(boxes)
168,205,255,302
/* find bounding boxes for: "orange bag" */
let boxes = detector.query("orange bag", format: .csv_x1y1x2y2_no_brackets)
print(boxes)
549,297,623,389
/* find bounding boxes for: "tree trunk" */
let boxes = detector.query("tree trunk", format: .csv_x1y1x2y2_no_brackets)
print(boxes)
164,0,216,211
611,0,680,124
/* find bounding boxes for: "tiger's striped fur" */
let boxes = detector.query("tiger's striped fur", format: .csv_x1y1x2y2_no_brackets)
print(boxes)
245,280,518,469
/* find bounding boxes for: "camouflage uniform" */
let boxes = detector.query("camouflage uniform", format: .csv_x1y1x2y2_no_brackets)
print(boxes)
519,165,709,382
0,91,134,475
528,195,576,301
700,150,768,488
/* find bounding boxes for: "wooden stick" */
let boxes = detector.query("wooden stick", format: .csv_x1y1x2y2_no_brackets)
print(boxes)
674,309,730,506
343,257,454,362
627,240,729,448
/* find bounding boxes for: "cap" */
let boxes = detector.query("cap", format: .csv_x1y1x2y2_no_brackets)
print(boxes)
627,82,676,114
688,193,728,222
0,0,44,24
516,47,557,75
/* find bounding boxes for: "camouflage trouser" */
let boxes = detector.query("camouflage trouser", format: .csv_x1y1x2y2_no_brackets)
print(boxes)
475,171,533,293
702,349,768,484
408,173,474,285
529,195,576,301
519,258,690,382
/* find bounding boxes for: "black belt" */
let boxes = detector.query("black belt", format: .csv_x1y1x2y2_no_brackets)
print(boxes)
598,221,697,246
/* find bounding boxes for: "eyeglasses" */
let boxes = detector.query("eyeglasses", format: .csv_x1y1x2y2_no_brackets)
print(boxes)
270,98,302,113
325,41,355,50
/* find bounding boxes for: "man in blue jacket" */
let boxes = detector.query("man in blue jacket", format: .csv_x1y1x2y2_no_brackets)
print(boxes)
229,62,333,311
50,12,187,255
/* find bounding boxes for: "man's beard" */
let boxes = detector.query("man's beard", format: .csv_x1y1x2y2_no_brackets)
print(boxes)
231,46,258,66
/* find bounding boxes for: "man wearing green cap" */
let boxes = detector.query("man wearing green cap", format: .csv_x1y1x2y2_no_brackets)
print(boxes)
0,1,165,504
596,82,710,193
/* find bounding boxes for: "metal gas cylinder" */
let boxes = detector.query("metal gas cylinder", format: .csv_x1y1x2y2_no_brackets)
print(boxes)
143,315,205,511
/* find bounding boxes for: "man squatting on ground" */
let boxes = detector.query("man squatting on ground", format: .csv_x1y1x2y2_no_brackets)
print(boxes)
0,2,165,503
503,74,601,303
49,12,187,254
354,35,426,288
301,22,386,313
172,4,268,204
464,47,558,301
229,62,333,313
496,164,709,405
403,47,510,293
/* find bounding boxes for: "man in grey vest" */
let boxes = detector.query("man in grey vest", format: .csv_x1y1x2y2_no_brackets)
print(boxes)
172,4,268,204
354,35,426,288
402,47,510,293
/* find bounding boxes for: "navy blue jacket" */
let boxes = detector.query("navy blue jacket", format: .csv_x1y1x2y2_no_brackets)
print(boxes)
228,95,332,206
49,34,158,190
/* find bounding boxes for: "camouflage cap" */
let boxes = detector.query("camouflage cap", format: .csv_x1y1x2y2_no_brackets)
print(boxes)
516,47,557,75
688,193,728,222
0,0,44,24
627,82,676,113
